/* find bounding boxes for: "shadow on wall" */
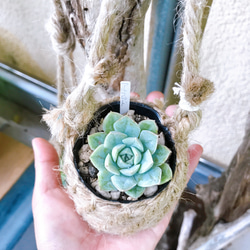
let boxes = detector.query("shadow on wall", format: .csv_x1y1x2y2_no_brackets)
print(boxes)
0,27,52,85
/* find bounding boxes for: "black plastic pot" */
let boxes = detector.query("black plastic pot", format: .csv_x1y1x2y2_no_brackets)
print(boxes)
73,101,176,203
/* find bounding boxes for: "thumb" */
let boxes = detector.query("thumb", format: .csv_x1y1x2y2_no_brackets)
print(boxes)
32,138,61,194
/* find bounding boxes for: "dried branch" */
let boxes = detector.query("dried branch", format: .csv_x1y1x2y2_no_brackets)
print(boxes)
190,112,250,242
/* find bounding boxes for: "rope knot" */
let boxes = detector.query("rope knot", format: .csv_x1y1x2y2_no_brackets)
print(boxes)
48,10,75,55
173,75,214,111
184,75,214,106
173,82,200,112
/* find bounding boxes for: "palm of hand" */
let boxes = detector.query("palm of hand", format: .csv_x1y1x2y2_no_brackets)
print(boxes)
32,138,176,250
32,97,202,250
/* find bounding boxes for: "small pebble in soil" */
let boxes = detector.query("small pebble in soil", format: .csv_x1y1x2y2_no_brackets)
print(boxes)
79,144,92,163
134,114,142,123
144,185,158,197
90,127,98,135
158,132,165,145
78,161,84,167
127,196,138,201
98,122,103,131
96,185,111,199
110,191,120,200
98,190,112,199
88,165,98,178
126,110,135,119
91,180,98,188
79,166,89,175
121,195,127,200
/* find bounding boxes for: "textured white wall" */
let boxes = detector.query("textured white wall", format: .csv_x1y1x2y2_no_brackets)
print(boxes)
191,0,250,167
0,0,56,84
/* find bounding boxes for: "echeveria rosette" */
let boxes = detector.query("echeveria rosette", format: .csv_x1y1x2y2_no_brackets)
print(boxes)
88,112,173,199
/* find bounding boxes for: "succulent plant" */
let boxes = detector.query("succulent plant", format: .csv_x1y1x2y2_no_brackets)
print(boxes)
88,111,173,199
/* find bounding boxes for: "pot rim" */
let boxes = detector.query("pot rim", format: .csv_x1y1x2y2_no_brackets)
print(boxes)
73,101,176,203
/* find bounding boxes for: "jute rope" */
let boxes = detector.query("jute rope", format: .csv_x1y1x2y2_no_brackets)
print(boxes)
169,0,214,198
44,0,214,235
48,0,77,105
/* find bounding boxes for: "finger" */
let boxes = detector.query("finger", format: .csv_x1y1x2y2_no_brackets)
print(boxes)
164,105,203,176
187,144,203,180
146,91,164,103
130,92,140,98
149,101,202,241
165,105,177,117
151,143,203,241
32,138,61,193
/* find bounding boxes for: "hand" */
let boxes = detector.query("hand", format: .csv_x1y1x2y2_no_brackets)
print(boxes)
32,92,203,250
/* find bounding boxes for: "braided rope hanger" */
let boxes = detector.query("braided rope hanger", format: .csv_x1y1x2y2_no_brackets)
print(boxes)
44,0,214,235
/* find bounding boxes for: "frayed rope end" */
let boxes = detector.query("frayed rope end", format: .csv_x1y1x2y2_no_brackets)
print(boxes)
173,75,214,111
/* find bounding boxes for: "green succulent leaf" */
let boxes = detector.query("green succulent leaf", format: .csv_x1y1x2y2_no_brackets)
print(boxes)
103,112,123,133
139,130,158,154
104,131,127,148
90,145,111,171
105,154,120,175
88,132,106,150
125,185,145,199
98,170,117,191
138,149,154,174
136,167,162,187
139,120,158,134
152,144,171,167
131,146,142,165
159,163,172,184
60,171,67,188
111,144,126,162
113,116,141,138
119,148,134,165
117,155,133,168
120,164,140,176
111,175,137,191
122,137,144,152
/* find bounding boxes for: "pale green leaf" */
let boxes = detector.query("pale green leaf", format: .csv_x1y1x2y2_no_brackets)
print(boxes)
103,112,123,133
119,148,134,165
88,132,106,150
104,131,127,148
113,116,140,137
117,156,132,168
105,154,120,175
111,144,126,162
122,137,144,152
90,145,110,171
131,146,142,165
139,130,158,154
120,164,140,176
152,144,171,167
159,163,173,185
138,150,153,174
125,185,145,199
111,175,137,191
139,120,158,134
136,167,161,187
98,170,117,191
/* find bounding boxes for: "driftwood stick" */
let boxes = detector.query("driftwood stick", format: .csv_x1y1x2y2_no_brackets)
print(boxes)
190,112,250,241
214,112,250,222
189,210,250,250
177,209,197,250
